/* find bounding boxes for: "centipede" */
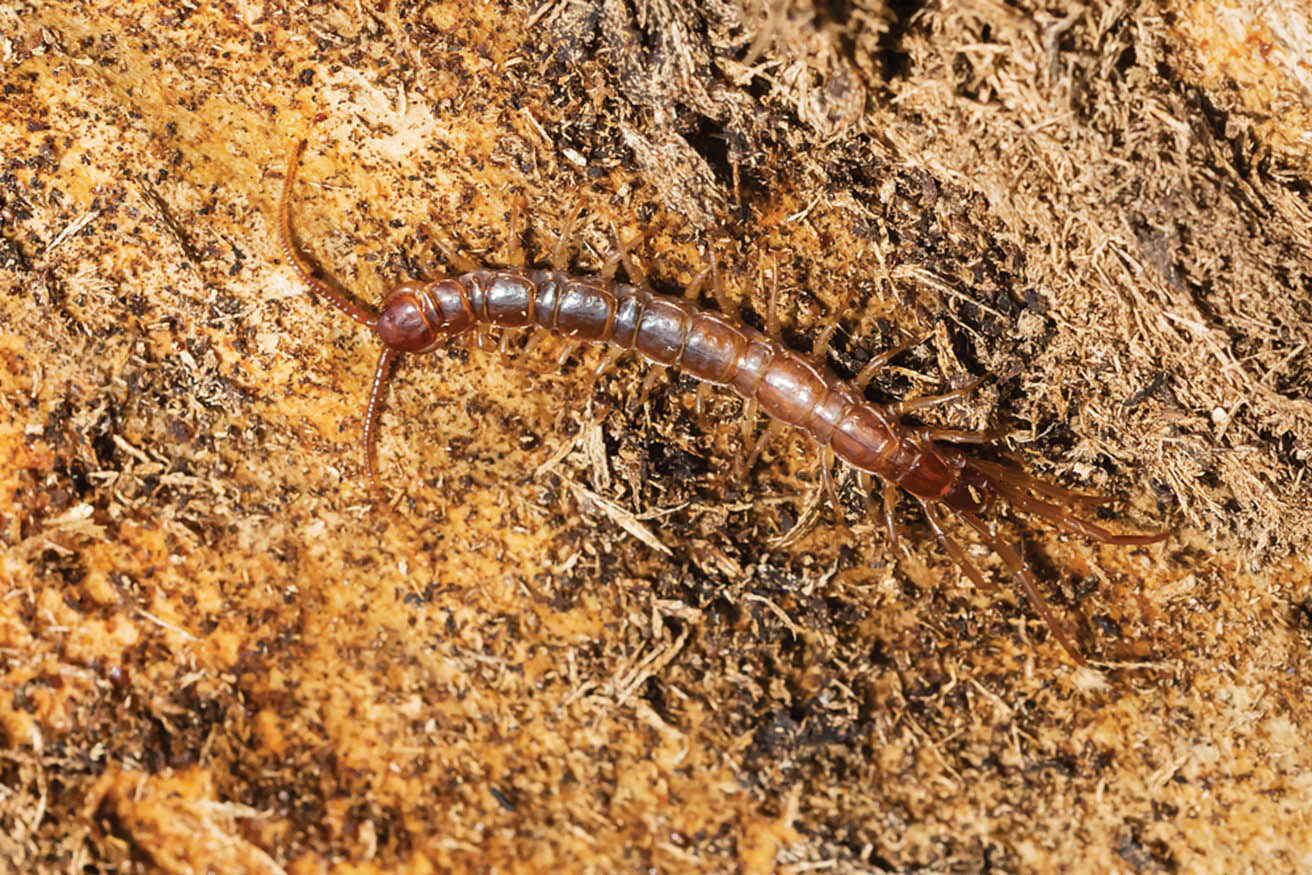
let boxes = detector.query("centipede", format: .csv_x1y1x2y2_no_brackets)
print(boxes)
278,138,1168,666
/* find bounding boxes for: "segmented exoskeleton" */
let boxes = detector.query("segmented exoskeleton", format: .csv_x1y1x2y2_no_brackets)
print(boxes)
279,138,1167,665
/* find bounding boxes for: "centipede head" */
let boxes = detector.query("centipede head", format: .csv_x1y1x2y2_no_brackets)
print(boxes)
375,279,473,353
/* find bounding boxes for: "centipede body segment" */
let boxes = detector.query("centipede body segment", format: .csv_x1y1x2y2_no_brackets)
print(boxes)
278,138,1168,666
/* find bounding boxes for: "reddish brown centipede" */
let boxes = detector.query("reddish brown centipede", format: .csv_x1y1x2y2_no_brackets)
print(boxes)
278,138,1168,666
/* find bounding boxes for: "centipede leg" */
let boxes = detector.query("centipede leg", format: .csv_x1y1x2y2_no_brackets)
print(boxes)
889,375,988,417
581,346,624,400
859,473,880,535
881,482,901,548
683,263,712,301
551,204,585,270
710,253,734,314
639,365,666,406
922,426,1010,445
594,346,625,377
819,449,848,530
920,499,996,594
765,257,781,337
498,328,517,356
521,328,549,359
505,199,526,266
958,511,1087,666
600,223,651,285
416,222,480,275
746,419,786,469
363,347,399,500
599,229,629,280
812,321,839,360
854,334,929,391
555,340,580,367
735,397,759,479
694,382,712,424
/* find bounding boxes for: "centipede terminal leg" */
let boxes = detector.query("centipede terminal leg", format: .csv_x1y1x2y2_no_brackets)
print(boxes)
966,457,1114,508
997,485,1169,546
959,511,1086,665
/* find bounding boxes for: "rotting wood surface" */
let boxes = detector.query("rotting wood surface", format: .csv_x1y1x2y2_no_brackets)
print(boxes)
2,1,1310,872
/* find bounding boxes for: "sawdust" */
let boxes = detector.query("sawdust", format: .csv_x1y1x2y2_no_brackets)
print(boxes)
2,0,1310,872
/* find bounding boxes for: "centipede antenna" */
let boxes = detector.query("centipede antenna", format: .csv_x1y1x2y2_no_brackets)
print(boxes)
363,347,399,498
989,477,1169,545
280,139,379,329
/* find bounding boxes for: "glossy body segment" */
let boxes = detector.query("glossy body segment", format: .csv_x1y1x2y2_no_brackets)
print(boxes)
432,269,970,502
279,137,1169,667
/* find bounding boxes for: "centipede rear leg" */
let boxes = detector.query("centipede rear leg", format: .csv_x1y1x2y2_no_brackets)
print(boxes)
853,333,928,390
957,510,1089,665
890,374,989,417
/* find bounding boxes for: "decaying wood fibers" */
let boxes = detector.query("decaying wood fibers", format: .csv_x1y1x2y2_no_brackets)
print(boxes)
1,1,1310,872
